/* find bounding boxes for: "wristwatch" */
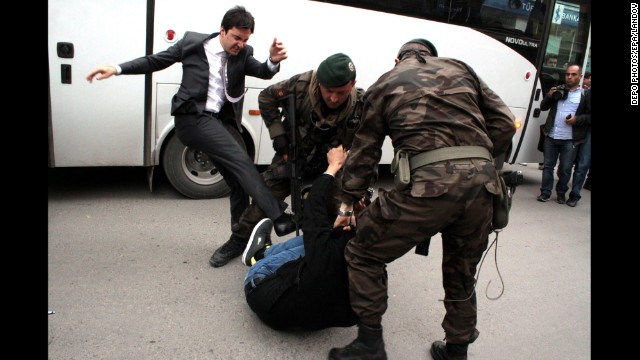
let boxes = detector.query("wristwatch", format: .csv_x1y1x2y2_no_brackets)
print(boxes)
337,209,353,217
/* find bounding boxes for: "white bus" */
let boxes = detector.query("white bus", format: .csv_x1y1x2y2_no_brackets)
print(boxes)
48,0,591,199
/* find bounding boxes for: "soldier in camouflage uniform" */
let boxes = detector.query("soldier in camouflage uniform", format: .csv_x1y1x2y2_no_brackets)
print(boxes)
210,53,365,268
329,39,516,360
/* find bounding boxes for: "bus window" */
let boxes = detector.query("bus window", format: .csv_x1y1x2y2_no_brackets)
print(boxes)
428,0,484,26
480,0,538,33
540,53,561,94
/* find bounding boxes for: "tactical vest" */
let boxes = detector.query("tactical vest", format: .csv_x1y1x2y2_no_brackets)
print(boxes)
285,71,364,178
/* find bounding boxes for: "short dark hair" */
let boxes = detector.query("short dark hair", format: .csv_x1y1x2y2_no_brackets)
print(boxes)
544,54,558,65
566,63,582,73
583,71,591,79
221,6,255,33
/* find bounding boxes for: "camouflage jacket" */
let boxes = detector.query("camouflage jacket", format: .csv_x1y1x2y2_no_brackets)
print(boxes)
258,70,364,174
340,56,516,203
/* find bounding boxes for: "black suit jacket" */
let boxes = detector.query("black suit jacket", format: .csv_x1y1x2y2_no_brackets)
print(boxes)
119,31,279,129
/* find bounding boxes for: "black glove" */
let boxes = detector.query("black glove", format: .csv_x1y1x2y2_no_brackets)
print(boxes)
272,134,289,155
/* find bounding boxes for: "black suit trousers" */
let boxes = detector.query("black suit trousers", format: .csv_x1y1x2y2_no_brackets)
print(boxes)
174,113,285,225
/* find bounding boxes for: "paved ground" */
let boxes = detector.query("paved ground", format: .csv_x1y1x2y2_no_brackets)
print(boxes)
47,163,590,359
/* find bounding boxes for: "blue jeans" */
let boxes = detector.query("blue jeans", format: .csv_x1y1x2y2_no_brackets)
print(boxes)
540,136,578,196
243,235,305,288
570,129,591,200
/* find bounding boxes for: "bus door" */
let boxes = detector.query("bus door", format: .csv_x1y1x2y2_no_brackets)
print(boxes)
48,0,149,167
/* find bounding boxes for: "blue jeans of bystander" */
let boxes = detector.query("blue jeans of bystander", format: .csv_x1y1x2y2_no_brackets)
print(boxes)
540,136,578,196
569,129,591,200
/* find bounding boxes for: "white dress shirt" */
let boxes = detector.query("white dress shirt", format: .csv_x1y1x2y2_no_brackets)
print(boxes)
204,38,227,113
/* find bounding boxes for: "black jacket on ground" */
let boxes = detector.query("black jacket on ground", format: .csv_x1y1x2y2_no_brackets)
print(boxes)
245,173,358,331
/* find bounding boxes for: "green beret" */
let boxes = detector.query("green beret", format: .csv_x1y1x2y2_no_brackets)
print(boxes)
398,38,438,57
316,53,356,87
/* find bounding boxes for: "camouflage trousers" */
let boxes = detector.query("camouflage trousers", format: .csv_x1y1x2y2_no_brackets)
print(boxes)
345,161,494,345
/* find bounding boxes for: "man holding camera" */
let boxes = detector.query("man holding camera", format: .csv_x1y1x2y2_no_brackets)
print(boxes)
537,64,591,204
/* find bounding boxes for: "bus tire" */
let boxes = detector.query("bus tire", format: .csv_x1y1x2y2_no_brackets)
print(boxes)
162,130,246,199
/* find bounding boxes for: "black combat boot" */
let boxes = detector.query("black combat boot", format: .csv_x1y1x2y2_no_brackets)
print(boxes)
328,322,387,360
430,341,469,360
209,234,247,268
430,329,479,360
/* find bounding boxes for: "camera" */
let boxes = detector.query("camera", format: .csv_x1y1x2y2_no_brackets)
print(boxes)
364,187,374,203
551,84,569,101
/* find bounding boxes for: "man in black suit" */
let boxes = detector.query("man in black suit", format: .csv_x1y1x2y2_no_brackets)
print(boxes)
86,6,296,242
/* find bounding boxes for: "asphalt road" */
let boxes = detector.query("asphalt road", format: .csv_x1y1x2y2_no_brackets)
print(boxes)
47,163,590,359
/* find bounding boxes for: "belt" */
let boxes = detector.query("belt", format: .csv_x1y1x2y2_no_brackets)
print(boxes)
409,146,492,171
244,276,267,294
203,110,219,118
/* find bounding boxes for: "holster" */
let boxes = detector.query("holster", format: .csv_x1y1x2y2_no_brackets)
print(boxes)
390,150,411,191
492,170,513,231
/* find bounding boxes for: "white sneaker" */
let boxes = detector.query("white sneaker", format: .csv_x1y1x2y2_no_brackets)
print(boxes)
241,218,273,266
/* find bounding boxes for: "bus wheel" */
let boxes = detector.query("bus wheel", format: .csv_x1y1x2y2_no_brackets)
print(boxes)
162,133,239,199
